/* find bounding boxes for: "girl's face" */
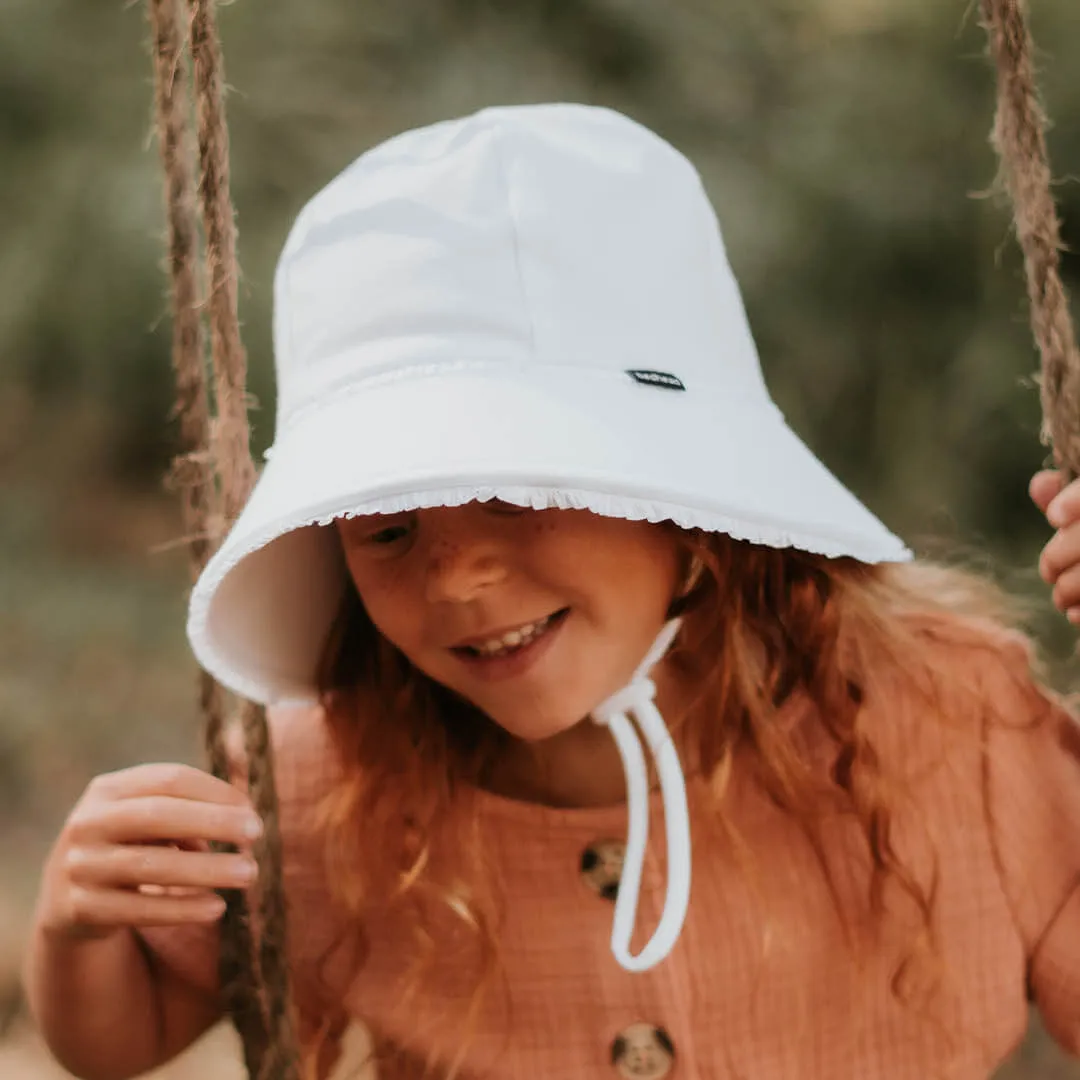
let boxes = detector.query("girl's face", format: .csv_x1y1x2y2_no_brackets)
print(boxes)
336,502,683,741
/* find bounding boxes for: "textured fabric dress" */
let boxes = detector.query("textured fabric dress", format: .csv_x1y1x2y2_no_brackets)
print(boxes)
143,628,1080,1079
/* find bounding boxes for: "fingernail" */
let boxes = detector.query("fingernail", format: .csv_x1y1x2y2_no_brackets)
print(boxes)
244,815,263,839
1048,500,1065,527
235,858,258,882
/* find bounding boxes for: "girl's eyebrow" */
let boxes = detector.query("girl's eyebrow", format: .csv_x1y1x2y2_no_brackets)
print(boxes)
347,509,412,524
338,512,408,535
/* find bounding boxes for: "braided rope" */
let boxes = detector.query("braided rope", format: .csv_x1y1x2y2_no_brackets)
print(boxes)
980,0,1080,474
148,1,299,1076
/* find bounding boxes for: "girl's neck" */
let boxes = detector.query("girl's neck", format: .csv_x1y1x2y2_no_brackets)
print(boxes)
483,720,630,808
478,660,696,809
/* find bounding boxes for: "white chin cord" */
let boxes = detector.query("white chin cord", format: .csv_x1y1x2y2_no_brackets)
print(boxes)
591,618,691,973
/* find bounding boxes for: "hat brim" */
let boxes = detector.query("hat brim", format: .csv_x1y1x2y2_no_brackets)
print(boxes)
188,363,910,704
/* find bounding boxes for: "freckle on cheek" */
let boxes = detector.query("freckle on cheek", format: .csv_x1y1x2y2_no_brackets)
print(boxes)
431,541,463,569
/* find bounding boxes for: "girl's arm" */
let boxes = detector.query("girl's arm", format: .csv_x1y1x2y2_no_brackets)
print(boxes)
983,656,1080,1056
1024,469,1080,1052
24,922,222,1080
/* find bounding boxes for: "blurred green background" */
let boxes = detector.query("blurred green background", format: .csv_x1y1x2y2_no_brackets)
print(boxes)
2,0,1079,1076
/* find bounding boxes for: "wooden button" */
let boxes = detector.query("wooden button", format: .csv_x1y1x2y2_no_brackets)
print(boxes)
611,1023,675,1079
580,839,625,901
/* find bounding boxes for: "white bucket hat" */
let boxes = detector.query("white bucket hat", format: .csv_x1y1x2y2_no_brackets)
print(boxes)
188,103,910,972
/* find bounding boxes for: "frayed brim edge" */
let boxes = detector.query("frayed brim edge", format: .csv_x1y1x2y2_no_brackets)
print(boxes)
187,482,912,705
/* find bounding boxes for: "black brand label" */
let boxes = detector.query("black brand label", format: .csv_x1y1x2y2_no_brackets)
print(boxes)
626,369,686,391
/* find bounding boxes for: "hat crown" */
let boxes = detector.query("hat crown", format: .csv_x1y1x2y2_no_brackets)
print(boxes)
272,104,769,432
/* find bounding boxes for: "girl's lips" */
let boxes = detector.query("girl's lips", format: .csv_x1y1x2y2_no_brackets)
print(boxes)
451,608,570,682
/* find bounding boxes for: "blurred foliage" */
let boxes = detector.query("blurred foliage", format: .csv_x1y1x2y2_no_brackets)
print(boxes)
2,0,1080,1075
0,1,1077,535
2,0,1078,562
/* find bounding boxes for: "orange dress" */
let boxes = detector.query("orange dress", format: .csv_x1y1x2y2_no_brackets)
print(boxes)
143,632,1080,1079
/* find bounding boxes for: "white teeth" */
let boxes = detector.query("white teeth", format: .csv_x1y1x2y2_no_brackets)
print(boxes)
472,615,553,656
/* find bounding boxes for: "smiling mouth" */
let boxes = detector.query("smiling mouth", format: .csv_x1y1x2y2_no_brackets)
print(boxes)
453,608,570,659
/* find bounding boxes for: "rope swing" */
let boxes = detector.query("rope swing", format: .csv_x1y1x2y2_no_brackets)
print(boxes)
141,2,1075,1079
146,0,298,1077
980,0,1080,475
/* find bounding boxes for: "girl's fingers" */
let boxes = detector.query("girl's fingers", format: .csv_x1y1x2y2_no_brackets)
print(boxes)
1052,564,1080,614
1039,523,1080,585
90,763,251,808
1045,477,1080,528
64,885,227,931
162,837,212,854
1031,469,1065,514
71,796,262,849
65,844,257,892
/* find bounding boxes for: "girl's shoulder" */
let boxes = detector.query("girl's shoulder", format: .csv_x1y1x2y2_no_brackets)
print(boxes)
228,701,340,784
220,703,341,842
264,702,343,825
266,700,340,775
880,612,1080,1054
883,606,1065,722
845,606,1076,794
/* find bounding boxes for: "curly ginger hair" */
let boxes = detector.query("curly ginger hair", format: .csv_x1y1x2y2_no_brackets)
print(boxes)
301,525,1044,1077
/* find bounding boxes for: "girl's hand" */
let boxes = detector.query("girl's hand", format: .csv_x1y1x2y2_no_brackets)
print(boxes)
1031,469,1080,623
36,763,263,942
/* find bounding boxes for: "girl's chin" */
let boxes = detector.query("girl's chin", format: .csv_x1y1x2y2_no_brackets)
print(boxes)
487,715,583,743
449,674,630,741
482,703,604,744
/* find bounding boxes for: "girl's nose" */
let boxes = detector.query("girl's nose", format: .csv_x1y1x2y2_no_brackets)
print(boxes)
422,515,508,602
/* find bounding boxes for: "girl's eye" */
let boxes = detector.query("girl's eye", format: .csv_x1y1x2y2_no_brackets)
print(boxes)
353,516,416,548
366,523,413,546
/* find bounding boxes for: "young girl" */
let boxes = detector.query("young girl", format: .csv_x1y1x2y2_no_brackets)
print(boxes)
23,104,1080,1080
